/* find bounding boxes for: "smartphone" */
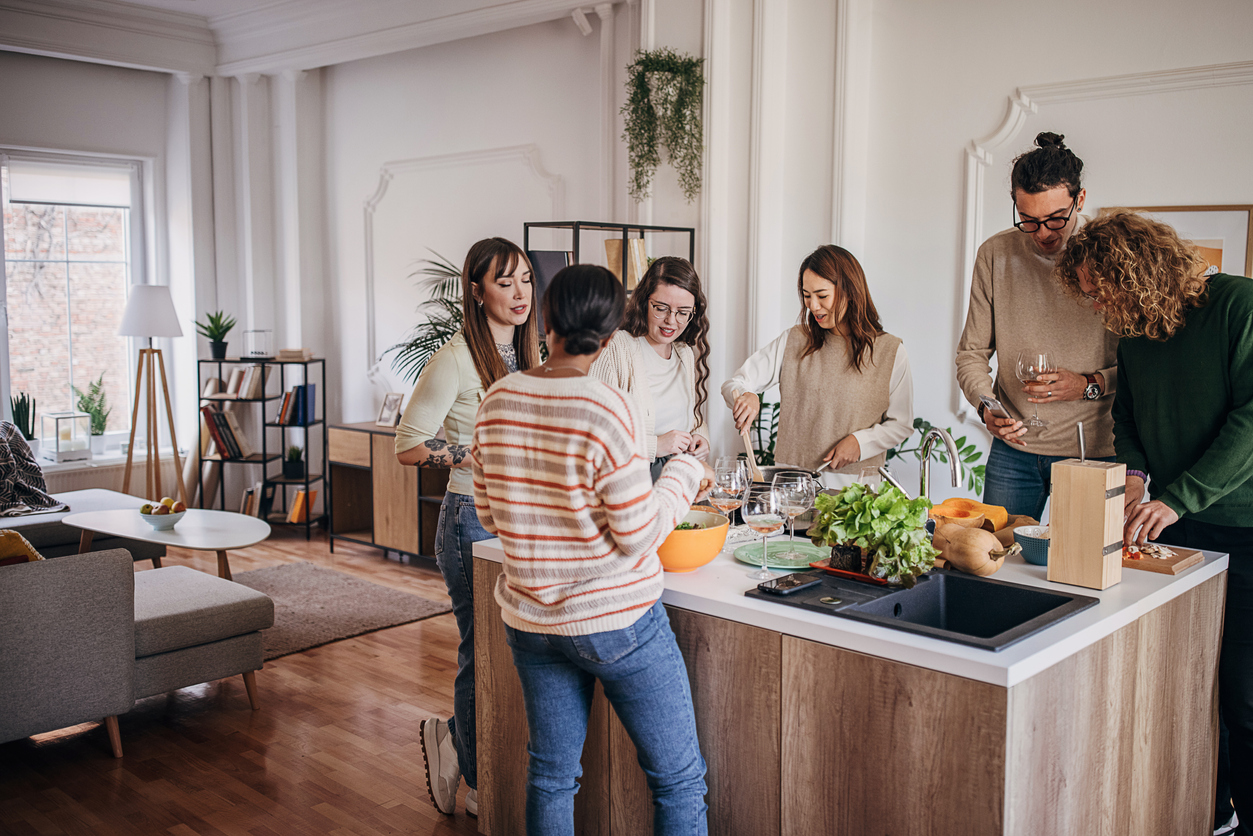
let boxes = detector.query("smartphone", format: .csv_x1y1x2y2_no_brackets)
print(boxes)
979,395,1011,419
758,571,824,596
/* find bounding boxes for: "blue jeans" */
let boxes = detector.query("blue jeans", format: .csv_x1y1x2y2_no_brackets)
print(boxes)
982,438,1115,520
434,490,490,791
504,600,708,835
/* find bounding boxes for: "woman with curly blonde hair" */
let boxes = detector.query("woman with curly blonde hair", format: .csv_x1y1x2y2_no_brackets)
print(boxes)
1058,209,1253,834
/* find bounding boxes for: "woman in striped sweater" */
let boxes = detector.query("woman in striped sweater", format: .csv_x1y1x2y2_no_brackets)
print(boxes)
472,264,714,834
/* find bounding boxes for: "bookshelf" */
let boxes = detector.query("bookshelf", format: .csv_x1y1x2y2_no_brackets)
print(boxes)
522,220,696,289
195,357,326,540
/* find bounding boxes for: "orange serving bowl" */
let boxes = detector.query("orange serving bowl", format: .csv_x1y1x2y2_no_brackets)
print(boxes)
657,508,730,573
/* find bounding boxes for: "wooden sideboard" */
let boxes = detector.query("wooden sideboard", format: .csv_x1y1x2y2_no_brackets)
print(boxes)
327,422,448,560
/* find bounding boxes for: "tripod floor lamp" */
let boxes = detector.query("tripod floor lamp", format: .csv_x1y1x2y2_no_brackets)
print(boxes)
118,284,189,504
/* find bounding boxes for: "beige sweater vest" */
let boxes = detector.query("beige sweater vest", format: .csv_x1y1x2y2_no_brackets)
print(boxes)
776,326,901,474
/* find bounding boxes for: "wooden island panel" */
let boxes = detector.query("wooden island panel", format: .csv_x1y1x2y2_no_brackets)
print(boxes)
781,636,1007,836
1004,572,1225,836
371,434,421,555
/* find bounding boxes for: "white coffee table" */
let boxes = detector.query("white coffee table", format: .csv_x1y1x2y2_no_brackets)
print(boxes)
63,509,271,580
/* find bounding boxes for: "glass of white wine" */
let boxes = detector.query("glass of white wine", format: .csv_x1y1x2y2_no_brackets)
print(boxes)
1015,350,1054,429
710,460,749,521
742,485,785,580
771,471,816,560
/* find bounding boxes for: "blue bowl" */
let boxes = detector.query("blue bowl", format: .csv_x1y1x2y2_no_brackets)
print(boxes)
1014,526,1050,565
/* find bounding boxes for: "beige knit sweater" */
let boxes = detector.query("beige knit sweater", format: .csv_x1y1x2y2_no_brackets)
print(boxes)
956,225,1119,457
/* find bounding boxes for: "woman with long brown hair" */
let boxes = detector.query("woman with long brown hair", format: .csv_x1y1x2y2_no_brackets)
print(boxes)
589,256,711,480
722,244,913,487
395,236,540,818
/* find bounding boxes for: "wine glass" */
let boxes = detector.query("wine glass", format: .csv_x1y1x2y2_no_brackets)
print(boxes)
742,486,785,580
709,460,749,521
1015,350,1055,429
771,472,816,559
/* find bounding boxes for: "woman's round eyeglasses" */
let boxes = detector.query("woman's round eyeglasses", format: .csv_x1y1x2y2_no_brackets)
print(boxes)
648,301,694,322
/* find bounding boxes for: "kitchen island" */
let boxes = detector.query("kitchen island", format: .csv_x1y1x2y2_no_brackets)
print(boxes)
473,538,1226,835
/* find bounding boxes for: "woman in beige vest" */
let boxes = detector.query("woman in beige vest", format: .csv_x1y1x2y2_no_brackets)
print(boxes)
722,244,914,488
589,257,711,481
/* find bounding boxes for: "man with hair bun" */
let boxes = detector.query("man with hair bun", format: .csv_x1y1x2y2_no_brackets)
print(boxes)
956,131,1119,519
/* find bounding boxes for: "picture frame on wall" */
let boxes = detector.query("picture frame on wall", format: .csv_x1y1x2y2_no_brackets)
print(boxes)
1120,205,1253,277
376,393,404,427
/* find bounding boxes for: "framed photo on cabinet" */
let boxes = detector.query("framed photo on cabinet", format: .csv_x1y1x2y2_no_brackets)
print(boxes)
1121,205,1253,276
376,393,404,427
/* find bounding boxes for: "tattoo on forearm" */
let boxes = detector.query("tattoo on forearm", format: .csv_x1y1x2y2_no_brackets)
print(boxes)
418,438,471,468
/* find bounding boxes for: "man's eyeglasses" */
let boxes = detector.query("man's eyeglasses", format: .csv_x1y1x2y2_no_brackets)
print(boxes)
1013,198,1077,233
648,301,694,322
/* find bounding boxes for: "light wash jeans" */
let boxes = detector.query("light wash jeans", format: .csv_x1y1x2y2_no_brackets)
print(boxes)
433,490,490,791
504,600,709,835
982,438,1114,520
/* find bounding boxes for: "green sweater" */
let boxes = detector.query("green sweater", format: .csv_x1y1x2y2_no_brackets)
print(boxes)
1113,274,1253,525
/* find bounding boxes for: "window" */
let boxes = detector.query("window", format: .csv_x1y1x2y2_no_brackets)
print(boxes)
1,155,143,437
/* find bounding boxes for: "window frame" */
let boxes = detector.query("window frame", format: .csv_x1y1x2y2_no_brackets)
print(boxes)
0,148,148,440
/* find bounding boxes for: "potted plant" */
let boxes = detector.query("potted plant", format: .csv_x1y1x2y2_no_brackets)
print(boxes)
283,445,305,480
73,373,112,454
10,391,37,458
622,47,705,202
196,311,237,360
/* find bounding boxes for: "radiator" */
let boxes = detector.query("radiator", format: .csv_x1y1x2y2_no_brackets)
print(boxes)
44,459,182,498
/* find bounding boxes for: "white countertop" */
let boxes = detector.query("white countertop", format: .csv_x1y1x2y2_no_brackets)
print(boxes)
473,537,1228,688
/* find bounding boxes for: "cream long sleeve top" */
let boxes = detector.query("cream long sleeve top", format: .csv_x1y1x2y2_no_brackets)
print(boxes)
589,330,708,460
394,331,482,496
721,329,914,488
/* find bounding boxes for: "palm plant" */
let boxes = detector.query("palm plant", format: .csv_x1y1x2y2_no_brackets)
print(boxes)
72,373,112,436
384,252,465,384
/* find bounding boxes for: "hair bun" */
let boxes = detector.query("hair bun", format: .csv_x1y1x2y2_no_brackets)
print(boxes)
1035,131,1067,149
563,329,601,356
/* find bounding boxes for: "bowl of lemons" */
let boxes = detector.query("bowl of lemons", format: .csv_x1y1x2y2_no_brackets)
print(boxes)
139,497,187,531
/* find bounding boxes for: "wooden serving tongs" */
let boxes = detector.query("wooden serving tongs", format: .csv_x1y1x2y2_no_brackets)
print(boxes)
739,428,765,482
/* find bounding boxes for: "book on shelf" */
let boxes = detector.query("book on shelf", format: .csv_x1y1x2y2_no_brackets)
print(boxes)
222,411,255,458
200,406,229,459
224,368,246,398
277,348,313,362
245,364,271,400
239,484,256,515
210,411,242,459
257,482,277,519
527,250,571,329
287,490,306,524
603,238,647,290
300,383,316,425
277,391,292,424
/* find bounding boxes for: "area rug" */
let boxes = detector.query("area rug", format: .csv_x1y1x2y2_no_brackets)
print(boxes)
232,562,452,660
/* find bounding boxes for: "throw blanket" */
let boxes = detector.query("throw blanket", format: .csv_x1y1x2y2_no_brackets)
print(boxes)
0,422,67,516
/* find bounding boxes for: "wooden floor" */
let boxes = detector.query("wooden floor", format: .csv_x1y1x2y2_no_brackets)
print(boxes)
0,529,480,836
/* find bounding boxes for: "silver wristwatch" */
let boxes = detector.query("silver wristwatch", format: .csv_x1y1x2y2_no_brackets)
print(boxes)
1083,373,1101,400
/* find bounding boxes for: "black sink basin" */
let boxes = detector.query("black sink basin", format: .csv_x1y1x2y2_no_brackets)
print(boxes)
745,569,1098,651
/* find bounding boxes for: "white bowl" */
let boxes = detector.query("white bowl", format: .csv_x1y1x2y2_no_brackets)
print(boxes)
140,509,186,531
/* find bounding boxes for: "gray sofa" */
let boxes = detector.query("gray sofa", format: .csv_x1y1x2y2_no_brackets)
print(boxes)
6,488,166,564
0,549,274,757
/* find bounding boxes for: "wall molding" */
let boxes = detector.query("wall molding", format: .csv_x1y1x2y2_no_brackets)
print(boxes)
362,144,565,368
0,0,215,75
956,59,1253,419
215,0,610,76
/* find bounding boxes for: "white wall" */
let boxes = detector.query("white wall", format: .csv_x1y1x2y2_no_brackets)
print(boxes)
862,0,1253,500
324,17,603,424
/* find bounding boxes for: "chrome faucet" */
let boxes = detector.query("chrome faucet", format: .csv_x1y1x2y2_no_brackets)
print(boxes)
920,427,963,500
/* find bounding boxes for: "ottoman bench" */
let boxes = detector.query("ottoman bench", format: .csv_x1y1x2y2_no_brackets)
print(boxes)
129,566,274,753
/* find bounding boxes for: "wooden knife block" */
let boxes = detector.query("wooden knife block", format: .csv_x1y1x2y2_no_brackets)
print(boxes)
1047,459,1126,590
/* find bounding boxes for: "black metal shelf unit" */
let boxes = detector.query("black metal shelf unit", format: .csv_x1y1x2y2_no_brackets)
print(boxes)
195,357,327,540
522,221,697,282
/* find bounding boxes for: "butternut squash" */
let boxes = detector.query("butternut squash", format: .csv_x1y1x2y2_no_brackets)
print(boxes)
941,527,1022,577
928,508,986,529
929,497,1009,532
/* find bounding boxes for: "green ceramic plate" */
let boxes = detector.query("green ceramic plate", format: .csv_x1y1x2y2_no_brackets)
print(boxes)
733,540,829,570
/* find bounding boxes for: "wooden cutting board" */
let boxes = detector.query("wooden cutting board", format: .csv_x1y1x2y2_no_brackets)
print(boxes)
1122,546,1203,575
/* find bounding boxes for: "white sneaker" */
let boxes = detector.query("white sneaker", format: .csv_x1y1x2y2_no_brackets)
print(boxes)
465,789,478,818
1215,811,1239,835
420,718,460,814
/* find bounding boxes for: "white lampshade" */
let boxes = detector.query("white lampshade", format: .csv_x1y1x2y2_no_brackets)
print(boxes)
118,284,183,338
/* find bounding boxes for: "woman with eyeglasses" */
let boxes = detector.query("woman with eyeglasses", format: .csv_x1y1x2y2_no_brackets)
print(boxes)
723,244,913,488
590,257,711,481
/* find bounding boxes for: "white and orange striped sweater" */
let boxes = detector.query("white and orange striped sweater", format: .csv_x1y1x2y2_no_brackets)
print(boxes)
471,371,703,636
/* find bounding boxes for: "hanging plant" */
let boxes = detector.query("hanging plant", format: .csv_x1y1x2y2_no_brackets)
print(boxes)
622,48,705,203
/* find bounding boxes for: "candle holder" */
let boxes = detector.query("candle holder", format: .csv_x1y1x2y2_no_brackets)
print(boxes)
243,329,273,359
39,411,93,463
